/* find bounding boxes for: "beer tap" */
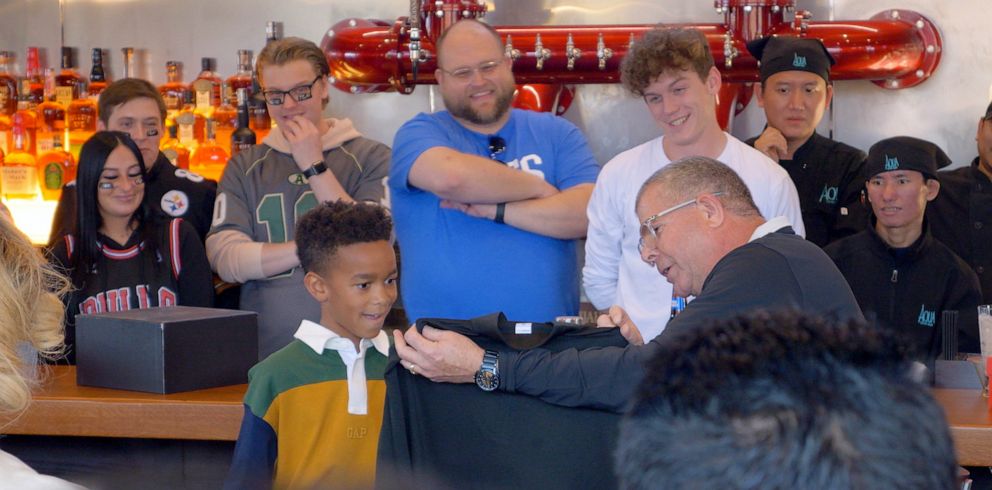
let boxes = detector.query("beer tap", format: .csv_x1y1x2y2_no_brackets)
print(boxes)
504,34,521,62
596,33,613,70
566,33,581,70
723,30,738,69
533,33,551,70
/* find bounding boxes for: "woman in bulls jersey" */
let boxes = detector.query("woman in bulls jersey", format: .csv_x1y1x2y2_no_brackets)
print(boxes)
49,131,213,363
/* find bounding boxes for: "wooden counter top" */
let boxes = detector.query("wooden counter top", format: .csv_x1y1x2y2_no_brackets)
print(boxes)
0,366,246,441
2,367,990,466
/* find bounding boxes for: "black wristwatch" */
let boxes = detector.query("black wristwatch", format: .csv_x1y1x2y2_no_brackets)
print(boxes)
474,349,500,392
301,160,328,179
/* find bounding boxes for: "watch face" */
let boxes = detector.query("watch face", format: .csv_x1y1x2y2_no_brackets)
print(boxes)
475,370,498,391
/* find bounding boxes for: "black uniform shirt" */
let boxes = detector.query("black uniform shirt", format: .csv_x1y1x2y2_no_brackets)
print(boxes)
377,313,627,490
825,221,981,360
928,158,992,303
746,131,868,247
48,152,218,245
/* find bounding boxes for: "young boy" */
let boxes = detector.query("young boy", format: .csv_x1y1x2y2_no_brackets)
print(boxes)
224,200,397,490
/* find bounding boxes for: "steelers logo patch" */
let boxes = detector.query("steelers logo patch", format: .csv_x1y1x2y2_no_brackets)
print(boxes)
161,190,190,217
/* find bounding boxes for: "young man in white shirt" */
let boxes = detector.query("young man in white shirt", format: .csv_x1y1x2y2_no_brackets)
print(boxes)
583,27,804,342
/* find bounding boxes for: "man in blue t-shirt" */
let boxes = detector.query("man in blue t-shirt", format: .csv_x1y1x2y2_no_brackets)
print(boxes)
389,19,599,323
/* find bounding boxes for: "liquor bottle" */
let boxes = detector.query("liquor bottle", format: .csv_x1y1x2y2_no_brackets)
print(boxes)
0,114,9,157
213,83,237,155
250,21,282,140
37,134,75,201
0,51,17,116
192,57,222,111
159,61,190,126
13,80,37,155
25,47,44,104
67,87,97,159
160,124,190,170
35,69,66,155
55,47,85,107
88,48,108,96
231,88,256,157
177,90,205,146
226,50,253,107
122,47,135,78
191,119,228,181
2,114,39,199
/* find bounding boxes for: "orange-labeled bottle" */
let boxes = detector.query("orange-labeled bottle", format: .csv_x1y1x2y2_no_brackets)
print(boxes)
213,83,237,156
67,88,97,160
192,57,222,110
35,69,66,156
13,80,37,155
160,124,190,170
55,47,85,108
159,61,189,125
3,114,39,199
25,47,44,105
226,50,253,107
37,135,75,200
190,119,228,181
0,51,17,116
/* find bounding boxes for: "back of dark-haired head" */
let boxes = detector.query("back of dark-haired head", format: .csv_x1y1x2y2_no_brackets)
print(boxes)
635,156,759,217
73,131,155,277
615,310,958,490
296,201,393,275
621,27,715,96
97,79,168,126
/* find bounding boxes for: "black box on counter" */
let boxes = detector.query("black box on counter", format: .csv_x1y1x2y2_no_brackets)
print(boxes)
76,306,258,394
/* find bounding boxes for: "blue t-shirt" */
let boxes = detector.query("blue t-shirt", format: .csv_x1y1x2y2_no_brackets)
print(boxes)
389,109,600,323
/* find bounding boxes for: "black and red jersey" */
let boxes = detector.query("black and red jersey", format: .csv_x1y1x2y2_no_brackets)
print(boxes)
49,218,214,363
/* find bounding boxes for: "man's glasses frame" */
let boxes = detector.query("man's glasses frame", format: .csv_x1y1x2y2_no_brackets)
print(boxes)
638,192,724,254
261,75,323,106
439,59,504,82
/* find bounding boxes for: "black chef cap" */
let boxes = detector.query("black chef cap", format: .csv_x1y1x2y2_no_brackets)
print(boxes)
746,36,835,84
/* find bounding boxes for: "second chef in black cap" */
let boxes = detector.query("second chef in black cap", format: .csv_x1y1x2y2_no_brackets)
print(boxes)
745,36,868,247
825,136,981,362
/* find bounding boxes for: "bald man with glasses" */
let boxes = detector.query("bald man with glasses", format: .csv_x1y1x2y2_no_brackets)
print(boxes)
393,157,860,413
388,19,599,324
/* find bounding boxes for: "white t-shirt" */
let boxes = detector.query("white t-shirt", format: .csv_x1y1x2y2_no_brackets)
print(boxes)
582,133,804,341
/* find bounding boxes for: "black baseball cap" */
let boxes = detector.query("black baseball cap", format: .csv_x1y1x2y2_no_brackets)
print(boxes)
865,136,950,181
746,36,835,84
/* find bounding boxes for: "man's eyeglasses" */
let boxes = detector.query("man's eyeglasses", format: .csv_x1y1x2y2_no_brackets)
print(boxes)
261,75,323,106
637,192,724,255
439,59,503,82
489,136,506,161
98,173,145,190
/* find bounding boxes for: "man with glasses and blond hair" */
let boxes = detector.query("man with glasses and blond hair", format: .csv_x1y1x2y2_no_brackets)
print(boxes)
207,36,391,360
393,156,859,413
388,19,599,324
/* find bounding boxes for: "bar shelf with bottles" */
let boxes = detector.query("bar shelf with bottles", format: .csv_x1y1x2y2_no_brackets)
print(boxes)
0,25,278,242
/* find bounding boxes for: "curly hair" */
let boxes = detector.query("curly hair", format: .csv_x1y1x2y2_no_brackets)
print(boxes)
620,27,715,96
296,201,393,275
616,310,957,490
0,217,71,414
